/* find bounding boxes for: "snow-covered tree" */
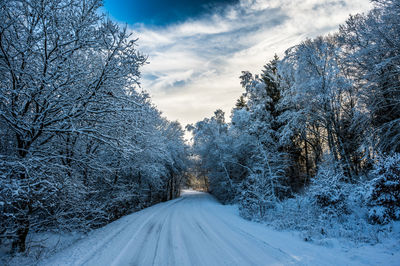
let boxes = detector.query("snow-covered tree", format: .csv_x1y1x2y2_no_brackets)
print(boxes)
279,36,363,181
367,153,400,224
339,0,400,154
308,157,349,216
188,110,240,203
235,66,289,215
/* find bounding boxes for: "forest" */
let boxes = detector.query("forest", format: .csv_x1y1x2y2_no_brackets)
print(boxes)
0,0,399,258
188,0,400,242
0,0,188,253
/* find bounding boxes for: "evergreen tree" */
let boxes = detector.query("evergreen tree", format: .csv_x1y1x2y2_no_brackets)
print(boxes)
234,95,248,111
367,153,400,224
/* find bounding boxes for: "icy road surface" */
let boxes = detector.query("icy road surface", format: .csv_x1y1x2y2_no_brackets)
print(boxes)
40,190,391,266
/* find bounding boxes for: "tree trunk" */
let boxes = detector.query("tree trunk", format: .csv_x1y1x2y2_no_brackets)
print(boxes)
12,219,30,253
11,198,31,253
304,138,310,183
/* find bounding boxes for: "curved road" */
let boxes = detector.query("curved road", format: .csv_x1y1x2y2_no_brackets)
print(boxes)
41,190,361,266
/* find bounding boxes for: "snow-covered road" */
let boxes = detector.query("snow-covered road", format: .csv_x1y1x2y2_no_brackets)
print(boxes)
40,190,394,266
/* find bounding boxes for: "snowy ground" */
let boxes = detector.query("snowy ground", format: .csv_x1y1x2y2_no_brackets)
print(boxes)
12,190,400,265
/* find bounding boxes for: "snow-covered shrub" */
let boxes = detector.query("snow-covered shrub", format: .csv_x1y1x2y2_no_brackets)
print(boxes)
257,181,389,244
309,160,349,216
367,153,400,224
238,173,275,219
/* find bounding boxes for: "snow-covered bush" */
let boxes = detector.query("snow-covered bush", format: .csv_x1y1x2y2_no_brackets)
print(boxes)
238,173,276,219
367,153,400,224
309,160,349,216
256,182,388,244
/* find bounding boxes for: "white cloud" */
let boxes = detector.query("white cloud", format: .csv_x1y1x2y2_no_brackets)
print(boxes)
130,0,372,130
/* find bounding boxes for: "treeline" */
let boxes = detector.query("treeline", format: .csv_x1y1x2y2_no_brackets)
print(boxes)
0,0,187,253
189,0,399,238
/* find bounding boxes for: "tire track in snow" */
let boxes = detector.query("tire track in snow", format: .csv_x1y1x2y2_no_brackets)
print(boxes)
77,197,185,266
197,201,299,265
207,208,300,264
215,205,302,264
178,194,254,265
112,197,186,266
151,214,170,266
194,209,267,265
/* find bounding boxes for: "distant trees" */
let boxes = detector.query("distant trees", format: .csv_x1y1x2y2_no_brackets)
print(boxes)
187,110,239,203
0,0,187,253
190,0,400,226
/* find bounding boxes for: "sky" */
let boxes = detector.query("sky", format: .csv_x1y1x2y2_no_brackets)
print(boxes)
104,0,240,25
103,0,372,130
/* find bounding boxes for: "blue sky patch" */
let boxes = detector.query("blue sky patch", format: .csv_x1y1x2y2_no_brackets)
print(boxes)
104,0,239,25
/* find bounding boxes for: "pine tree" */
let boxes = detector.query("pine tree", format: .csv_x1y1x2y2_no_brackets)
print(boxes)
261,54,281,126
367,153,400,224
234,95,248,110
